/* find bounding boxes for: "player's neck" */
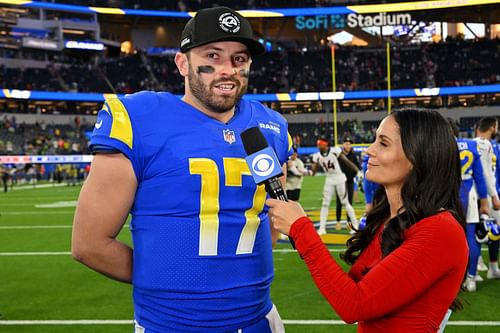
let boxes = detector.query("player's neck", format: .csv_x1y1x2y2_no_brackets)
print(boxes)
476,132,491,140
182,94,235,124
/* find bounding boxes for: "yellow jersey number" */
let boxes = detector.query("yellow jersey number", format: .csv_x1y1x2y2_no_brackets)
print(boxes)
189,158,267,256
460,150,473,176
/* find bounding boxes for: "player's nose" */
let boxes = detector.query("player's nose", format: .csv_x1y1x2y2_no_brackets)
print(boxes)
218,58,237,77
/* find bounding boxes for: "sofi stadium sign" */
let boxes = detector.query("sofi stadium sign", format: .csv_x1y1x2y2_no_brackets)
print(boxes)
296,13,412,30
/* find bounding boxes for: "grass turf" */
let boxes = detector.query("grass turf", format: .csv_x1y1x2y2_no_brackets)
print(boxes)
0,177,499,332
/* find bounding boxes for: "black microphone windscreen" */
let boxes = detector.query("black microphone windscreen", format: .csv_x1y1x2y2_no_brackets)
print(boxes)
240,127,269,155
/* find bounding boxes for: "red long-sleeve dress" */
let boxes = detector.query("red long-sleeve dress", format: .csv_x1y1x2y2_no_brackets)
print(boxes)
289,211,468,333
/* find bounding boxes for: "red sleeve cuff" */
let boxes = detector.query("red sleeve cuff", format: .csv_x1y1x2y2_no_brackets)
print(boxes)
290,216,326,258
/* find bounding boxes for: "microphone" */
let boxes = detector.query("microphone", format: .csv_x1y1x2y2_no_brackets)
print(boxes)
240,127,296,249
240,127,288,201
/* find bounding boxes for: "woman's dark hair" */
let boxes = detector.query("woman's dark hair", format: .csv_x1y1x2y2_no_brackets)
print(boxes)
342,109,466,310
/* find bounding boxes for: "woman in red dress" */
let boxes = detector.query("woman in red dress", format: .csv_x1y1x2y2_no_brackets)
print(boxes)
268,109,468,333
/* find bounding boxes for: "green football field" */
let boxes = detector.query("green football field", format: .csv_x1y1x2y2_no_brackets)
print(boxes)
0,176,499,333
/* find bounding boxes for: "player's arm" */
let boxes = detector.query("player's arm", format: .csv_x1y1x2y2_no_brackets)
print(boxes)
472,149,490,215
478,146,500,210
287,159,302,176
296,160,312,176
339,153,361,175
283,212,467,324
310,156,320,176
71,153,137,283
288,160,311,176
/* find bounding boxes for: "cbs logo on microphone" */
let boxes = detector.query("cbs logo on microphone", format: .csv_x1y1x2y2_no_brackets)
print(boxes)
245,147,282,184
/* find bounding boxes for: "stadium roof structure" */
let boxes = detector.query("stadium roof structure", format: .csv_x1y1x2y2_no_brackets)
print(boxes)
0,0,499,18
1,0,499,50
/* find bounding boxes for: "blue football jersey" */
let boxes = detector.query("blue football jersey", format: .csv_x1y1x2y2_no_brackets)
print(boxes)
90,91,293,332
361,154,379,205
492,140,500,194
456,138,487,210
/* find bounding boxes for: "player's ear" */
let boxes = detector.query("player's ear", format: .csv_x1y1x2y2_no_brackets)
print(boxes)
175,52,189,77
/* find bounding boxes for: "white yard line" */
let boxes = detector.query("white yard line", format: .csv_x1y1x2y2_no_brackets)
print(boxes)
0,320,499,326
0,252,71,256
0,211,74,215
8,183,69,191
0,225,72,230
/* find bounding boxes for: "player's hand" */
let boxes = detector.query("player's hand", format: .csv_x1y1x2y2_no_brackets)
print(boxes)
492,196,500,210
266,199,307,236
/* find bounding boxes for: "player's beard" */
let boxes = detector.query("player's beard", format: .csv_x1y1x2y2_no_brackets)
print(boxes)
188,64,247,114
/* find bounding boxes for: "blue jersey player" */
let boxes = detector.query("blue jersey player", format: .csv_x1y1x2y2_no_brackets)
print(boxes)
492,139,500,202
72,7,291,333
358,153,379,230
449,120,488,292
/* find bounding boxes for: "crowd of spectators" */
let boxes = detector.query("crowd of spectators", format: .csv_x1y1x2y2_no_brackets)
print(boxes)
2,38,499,97
0,115,92,155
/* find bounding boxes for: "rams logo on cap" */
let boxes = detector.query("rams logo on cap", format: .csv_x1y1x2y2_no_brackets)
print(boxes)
218,12,241,33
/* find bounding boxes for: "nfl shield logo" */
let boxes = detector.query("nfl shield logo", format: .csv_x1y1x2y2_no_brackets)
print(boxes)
223,129,236,144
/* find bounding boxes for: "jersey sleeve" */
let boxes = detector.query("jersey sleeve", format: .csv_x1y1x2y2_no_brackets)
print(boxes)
278,131,293,166
89,97,141,178
289,214,467,324
494,144,500,194
496,157,500,195
472,145,488,199
478,140,498,197
332,146,342,157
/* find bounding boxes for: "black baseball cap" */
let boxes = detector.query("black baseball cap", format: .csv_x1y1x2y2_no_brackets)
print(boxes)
180,7,265,57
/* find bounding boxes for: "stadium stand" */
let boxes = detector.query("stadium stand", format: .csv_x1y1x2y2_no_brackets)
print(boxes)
2,38,499,97
0,115,92,155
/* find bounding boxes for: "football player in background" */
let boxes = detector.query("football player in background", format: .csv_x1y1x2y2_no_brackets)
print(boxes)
474,117,500,280
449,119,489,292
285,145,311,201
335,138,360,228
493,134,500,206
489,123,500,275
310,138,361,234
72,7,290,333
359,153,380,230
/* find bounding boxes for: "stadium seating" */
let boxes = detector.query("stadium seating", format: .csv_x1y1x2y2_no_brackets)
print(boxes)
2,38,499,98
0,118,91,155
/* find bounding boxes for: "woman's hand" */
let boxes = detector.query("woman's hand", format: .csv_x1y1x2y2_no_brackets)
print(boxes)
266,199,307,236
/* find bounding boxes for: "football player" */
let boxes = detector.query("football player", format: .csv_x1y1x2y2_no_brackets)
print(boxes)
72,7,291,333
310,138,361,234
474,117,500,280
449,119,488,292
359,153,381,230
285,145,311,201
